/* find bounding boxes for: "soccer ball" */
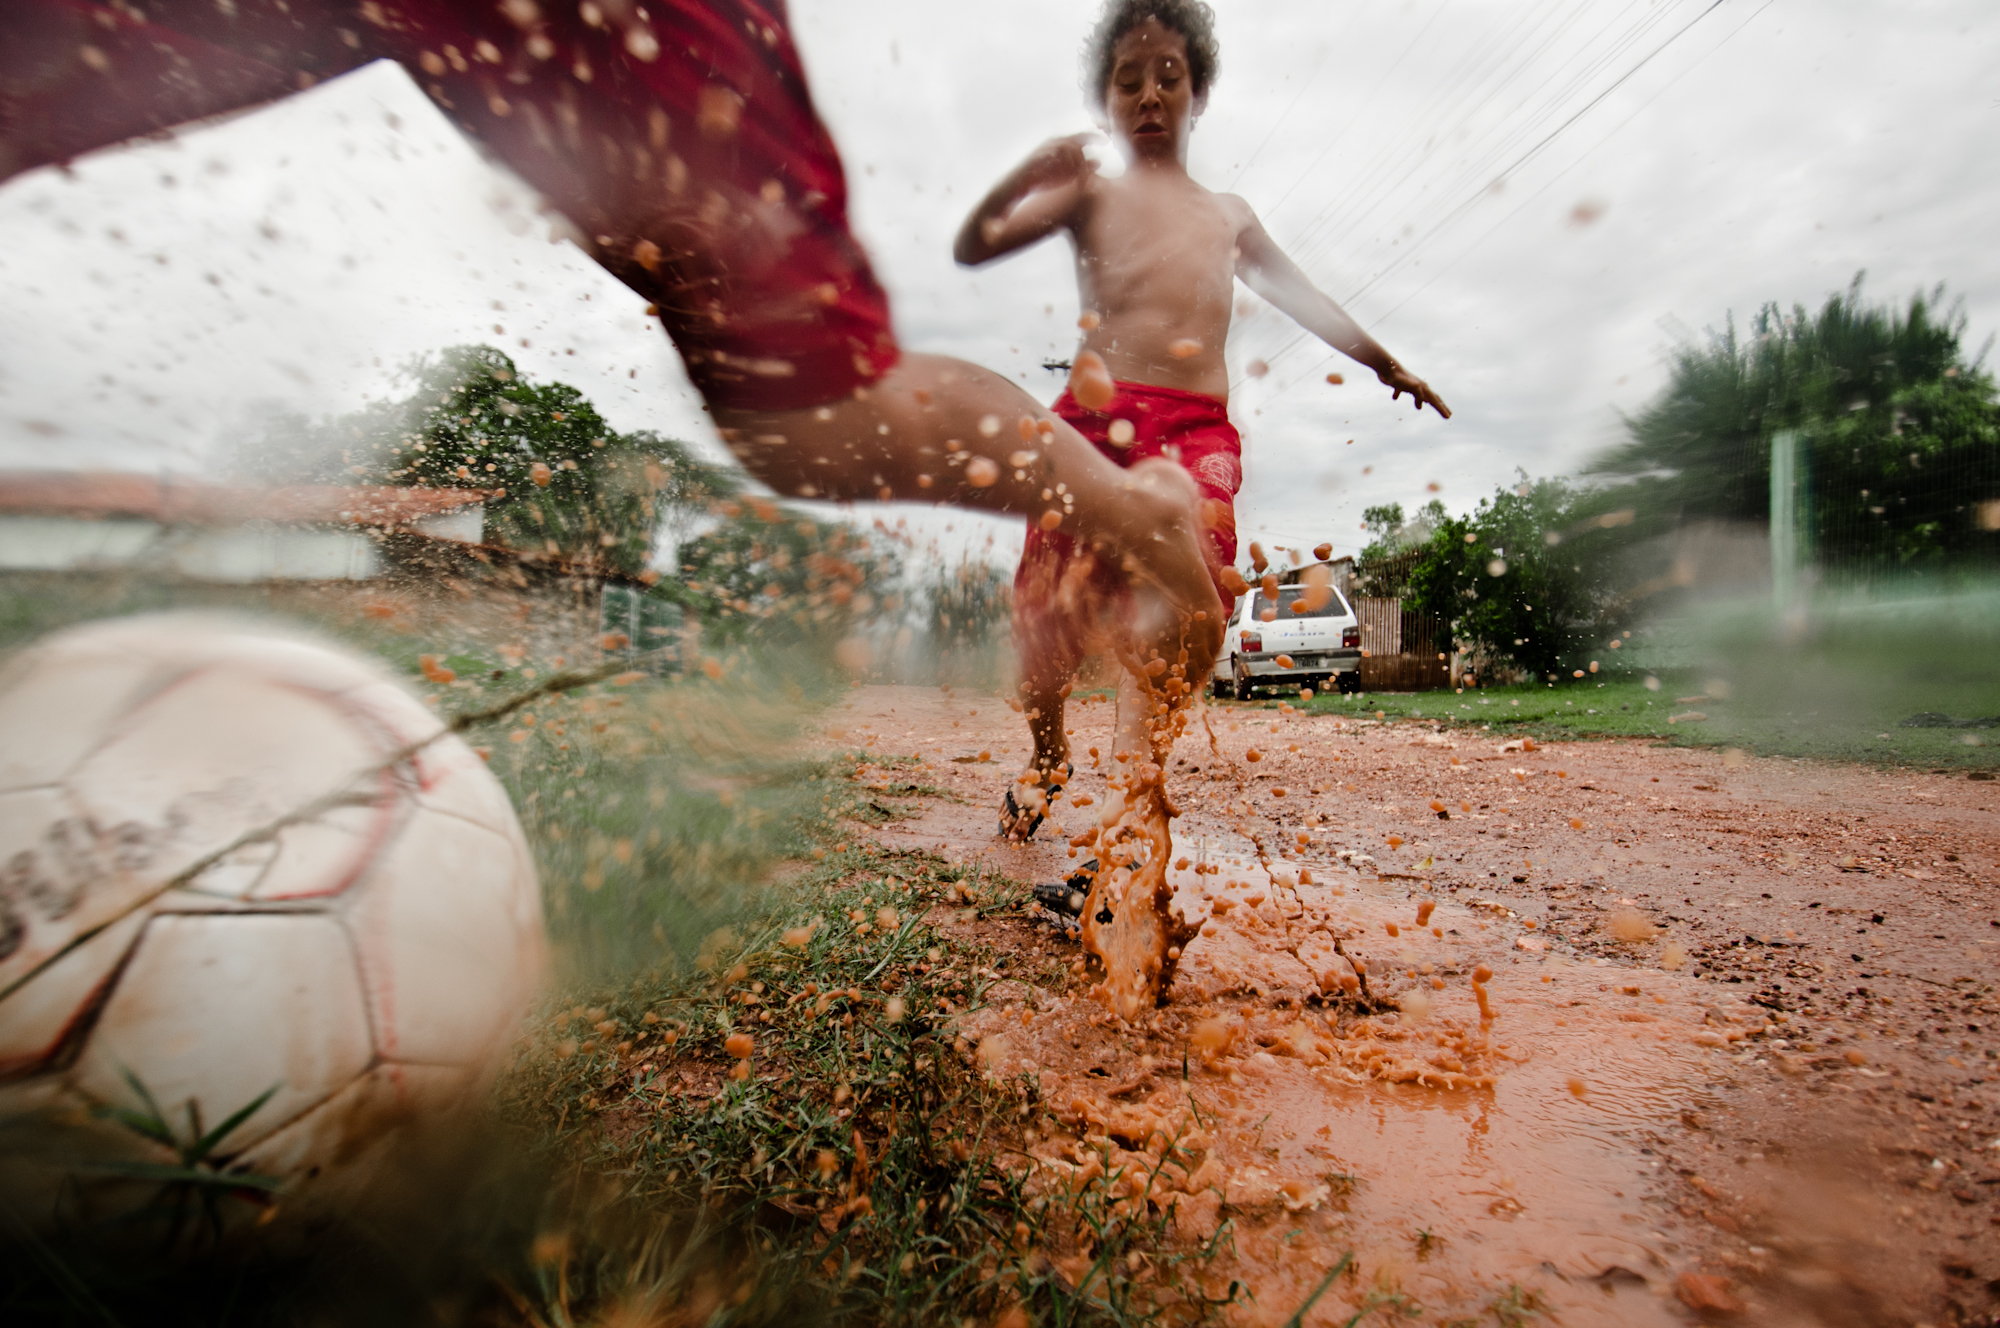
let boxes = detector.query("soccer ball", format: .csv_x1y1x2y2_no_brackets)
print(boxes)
0,615,545,1234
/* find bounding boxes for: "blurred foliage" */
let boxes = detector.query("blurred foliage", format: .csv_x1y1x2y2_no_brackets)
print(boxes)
670,500,904,662
232,345,730,577
922,556,1013,685
1588,275,2000,573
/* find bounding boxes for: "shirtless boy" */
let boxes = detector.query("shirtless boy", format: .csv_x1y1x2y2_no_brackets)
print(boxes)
957,0,1449,841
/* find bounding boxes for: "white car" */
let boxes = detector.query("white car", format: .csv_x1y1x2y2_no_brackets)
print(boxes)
1214,579,1362,700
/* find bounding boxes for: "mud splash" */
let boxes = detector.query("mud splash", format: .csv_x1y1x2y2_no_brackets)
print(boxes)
973,864,1718,1324
1078,634,1204,1019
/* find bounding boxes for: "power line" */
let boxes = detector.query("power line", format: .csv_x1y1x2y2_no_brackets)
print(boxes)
1342,0,1733,308
1371,0,1779,327
1238,0,1738,396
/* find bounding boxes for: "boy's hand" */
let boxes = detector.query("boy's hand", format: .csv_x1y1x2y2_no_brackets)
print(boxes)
1019,132,1102,192
1379,363,1451,419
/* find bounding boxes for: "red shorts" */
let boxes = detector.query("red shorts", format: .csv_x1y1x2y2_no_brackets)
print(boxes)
0,0,897,411
1012,380,1242,668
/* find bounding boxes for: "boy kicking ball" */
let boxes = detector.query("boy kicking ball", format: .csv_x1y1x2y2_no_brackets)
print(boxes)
960,0,1450,846
959,0,1448,1010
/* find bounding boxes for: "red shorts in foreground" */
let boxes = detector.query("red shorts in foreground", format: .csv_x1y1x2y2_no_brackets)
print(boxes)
1012,380,1242,668
0,0,898,411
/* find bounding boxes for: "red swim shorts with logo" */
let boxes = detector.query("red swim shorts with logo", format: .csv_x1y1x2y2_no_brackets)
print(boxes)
0,0,898,411
1012,379,1242,668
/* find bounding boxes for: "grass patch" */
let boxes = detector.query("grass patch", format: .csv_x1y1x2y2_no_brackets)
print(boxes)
476,692,1243,1325
1227,672,2000,770
496,783,1237,1326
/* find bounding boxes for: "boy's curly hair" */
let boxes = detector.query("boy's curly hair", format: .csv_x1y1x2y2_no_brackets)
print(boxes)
1082,0,1221,105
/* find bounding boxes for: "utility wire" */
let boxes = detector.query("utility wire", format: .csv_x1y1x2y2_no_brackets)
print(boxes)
1239,0,1737,395
1370,0,1779,327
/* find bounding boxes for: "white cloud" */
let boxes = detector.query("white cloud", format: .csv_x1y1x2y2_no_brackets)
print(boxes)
1,0,1993,570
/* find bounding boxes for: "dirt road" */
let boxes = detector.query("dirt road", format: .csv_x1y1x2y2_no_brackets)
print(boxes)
820,684,2000,1327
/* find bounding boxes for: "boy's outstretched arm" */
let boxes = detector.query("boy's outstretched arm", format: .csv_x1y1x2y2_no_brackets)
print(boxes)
1233,209,1451,418
953,134,1098,266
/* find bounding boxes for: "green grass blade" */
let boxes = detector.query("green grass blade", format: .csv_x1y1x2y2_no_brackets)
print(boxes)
188,1083,280,1163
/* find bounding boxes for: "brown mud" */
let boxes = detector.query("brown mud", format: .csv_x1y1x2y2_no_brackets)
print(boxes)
1077,656,1205,1022
824,685,2000,1327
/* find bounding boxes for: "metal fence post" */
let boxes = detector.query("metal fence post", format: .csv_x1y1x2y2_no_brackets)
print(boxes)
1770,427,1804,617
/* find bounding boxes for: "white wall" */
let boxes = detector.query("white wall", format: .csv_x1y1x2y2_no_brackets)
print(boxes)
0,516,381,581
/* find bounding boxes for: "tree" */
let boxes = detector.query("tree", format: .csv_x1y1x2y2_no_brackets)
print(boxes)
1403,476,1624,679
1355,499,1447,595
369,346,725,577
924,556,1013,684
1588,276,2000,575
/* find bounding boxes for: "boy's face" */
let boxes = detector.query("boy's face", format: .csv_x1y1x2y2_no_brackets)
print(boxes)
1102,19,1201,162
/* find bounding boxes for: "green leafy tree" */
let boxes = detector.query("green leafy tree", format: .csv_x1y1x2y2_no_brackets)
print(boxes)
372,345,724,576
1404,477,1623,678
1588,276,2000,574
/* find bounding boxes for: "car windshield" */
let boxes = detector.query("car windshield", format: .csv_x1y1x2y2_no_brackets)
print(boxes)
1250,585,1350,620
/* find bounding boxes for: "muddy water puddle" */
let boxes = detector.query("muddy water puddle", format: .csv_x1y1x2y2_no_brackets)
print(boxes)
969,852,1717,1325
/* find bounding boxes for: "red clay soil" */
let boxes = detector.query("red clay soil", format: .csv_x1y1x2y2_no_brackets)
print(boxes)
820,685,2000,1328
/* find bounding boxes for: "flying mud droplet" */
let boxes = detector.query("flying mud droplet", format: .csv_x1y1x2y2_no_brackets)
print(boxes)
1326,373,1344,385
1107,419,1136,446
697,84,742,139
1167,338,1203,359
1069,349,1115,410
1609,909,1655,942
965,457,1001,487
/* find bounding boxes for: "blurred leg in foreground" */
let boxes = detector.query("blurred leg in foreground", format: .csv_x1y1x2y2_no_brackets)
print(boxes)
0,0,1222,670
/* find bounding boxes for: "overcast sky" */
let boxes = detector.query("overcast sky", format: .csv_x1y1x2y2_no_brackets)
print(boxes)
1,0,1993,569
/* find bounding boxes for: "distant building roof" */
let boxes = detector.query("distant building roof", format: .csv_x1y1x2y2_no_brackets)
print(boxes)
0,472,489,527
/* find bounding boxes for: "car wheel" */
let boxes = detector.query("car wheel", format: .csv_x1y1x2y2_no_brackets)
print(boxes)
1231,661,1251,701
1337,670,1359,695
1210,670,1232,700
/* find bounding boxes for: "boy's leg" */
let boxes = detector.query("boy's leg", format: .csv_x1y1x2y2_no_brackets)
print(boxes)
713,354,1223,679
997,533,1093,839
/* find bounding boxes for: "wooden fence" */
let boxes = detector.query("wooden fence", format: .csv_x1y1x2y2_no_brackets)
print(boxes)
1355,597,1451,691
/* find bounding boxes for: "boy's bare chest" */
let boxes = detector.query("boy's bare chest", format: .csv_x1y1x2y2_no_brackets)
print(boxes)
1077,181,1238,288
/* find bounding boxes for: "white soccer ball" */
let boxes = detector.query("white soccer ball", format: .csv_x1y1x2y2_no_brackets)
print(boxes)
0,615,545,1233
